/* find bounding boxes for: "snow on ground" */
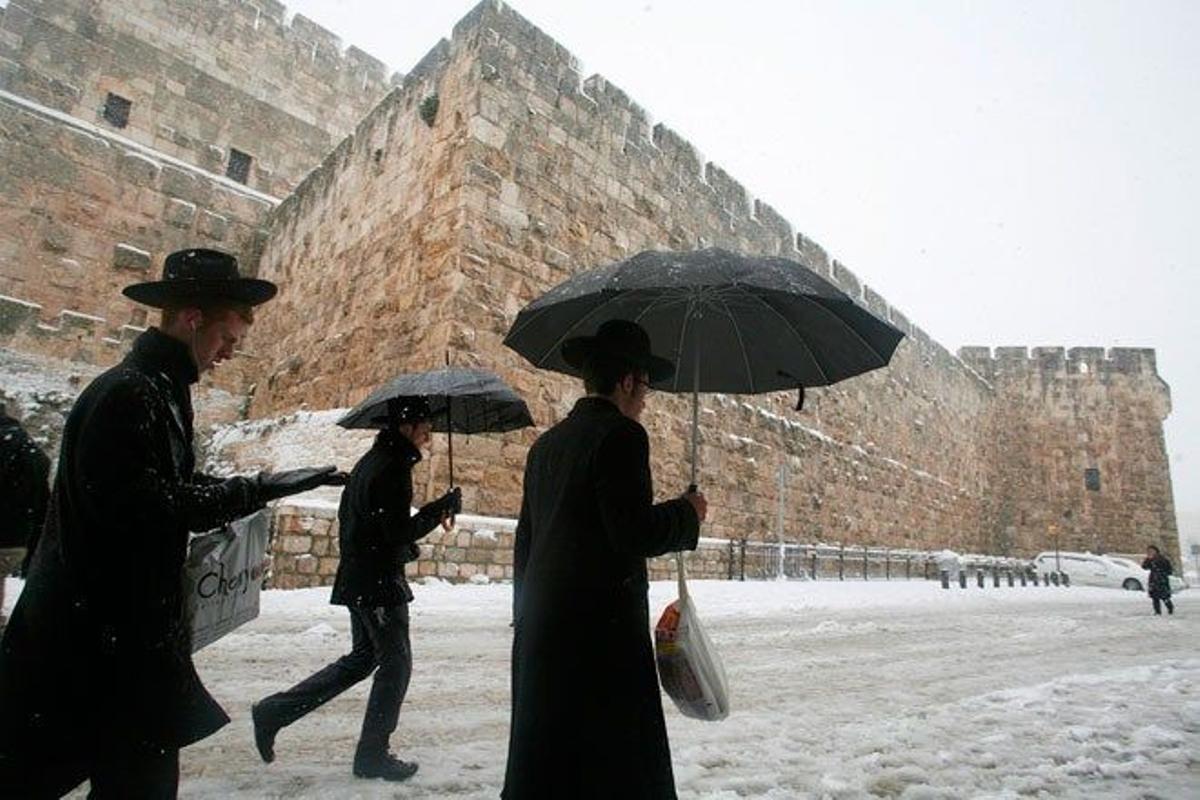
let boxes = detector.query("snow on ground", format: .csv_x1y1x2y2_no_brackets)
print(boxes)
5,579,1197,798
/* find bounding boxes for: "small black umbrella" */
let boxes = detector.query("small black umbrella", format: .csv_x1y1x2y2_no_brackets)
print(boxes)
503,247,904,486
337,366,534,486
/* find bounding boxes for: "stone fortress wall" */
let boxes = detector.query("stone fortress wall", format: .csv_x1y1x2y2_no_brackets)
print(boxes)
0,0,394,367
241,0,1177,565
0,0,1180,585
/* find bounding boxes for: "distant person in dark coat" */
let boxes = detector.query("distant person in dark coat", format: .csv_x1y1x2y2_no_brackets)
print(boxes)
0,249,342,799
0,404,51,623
252,396,461,782
502,319,707,800
1142,545,1175,616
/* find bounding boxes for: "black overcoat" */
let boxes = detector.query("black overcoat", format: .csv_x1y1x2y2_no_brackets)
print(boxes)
0,329,264,780
329,429,442,607
502,397,700,800
1142,554,1173,599
0,409,50,553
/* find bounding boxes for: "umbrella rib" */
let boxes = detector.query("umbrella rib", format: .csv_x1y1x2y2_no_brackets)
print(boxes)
632,290,695,329
714,292,757,394
537,287,696,366
792,292,891,366
669,299,694,393
743,291,833,385
532,291,630,367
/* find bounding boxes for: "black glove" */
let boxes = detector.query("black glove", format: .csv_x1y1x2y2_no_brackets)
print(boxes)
420,487,462,521
324,470,351,486
255,465,339,503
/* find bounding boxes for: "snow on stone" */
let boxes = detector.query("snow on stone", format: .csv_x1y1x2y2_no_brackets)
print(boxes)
201,407,373,475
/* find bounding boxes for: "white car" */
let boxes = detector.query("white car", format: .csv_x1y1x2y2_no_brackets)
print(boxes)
1033,551,1188,592
1104,556,1189,593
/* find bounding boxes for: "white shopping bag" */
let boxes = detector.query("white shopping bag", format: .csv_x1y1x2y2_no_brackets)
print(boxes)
654,553,730,721
184,510,271,652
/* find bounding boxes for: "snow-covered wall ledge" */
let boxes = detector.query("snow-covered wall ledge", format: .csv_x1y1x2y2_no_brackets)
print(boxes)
267,501,519,589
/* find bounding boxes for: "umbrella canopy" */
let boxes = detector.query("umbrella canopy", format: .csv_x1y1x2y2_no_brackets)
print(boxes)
337,366,533,434
338,366,534,489
503,247,904,394
503,247,904,490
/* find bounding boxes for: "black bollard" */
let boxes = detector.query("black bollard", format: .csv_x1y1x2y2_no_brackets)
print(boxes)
1019,570,1027,587
1050,571,1060,586
993,568,1000,588
976,570,985,588
958,571,967,589
1061,572,1070,587
1007,570,1014,587
1031,570,1039,586
940,569,950,589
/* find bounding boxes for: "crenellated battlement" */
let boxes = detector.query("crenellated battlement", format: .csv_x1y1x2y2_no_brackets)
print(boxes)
957,345,1162,380
445,0,932,350
0,0,397,196
4,0,396,91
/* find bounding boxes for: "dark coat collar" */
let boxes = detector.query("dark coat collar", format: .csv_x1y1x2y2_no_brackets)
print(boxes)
572,395,623,418
128,327,199,387
375,428,423,466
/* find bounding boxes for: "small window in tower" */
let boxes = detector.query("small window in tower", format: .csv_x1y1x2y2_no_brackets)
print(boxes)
226,148,252,184
102,92,131,129
1084,468,1101,492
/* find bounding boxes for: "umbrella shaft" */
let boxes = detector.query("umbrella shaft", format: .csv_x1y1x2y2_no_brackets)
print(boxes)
690,337,700,487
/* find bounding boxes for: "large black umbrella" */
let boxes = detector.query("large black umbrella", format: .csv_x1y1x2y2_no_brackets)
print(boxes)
337,366,534,485
503,247,904,486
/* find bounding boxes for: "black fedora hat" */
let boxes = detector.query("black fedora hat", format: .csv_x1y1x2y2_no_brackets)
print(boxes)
562,319,674,383
122,248,277,308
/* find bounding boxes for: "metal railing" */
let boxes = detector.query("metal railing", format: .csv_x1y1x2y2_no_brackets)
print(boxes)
651,537,1037,583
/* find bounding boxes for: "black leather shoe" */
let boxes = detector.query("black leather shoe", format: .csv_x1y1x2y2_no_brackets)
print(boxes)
251,703,277,763
353,753,419,781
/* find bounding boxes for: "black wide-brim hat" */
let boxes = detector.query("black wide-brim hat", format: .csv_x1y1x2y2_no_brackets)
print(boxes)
562,319,675,382
122,248,277,308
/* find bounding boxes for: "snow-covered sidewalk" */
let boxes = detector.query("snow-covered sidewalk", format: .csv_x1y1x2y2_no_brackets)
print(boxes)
6,578,1196,798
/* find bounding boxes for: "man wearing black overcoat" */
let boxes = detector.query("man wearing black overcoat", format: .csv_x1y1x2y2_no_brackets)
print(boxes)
502,319,708,799
1141,545,1176,616
252,397,461,782
0,249,341,798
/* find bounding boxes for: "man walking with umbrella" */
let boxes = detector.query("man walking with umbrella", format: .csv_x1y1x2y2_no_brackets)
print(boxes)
0,248,342,798
252,396,461,782
503,319,707,800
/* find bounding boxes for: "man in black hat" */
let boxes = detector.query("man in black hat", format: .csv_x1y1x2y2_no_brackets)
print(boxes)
502,319,707,800
251,396,461,782
0,248,344,798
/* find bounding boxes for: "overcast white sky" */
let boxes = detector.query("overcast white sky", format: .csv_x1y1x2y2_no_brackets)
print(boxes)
284,1,1200,541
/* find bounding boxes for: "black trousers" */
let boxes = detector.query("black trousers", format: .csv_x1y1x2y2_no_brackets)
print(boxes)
1152,596,1174,615
256,604,412,754
5,744,179,799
